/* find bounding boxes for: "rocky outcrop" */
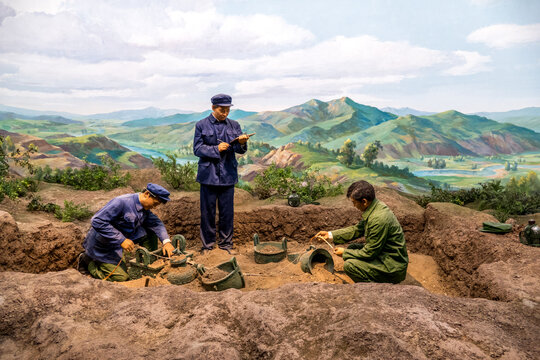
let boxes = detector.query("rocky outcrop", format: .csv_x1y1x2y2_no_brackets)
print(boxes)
260,143,305,169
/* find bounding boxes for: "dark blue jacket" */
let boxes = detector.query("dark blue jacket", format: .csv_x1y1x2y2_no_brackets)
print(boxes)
193,114,247,186
83,194,169,264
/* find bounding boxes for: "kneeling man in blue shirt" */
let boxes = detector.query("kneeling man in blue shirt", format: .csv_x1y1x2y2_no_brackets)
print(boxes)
79,183,175,281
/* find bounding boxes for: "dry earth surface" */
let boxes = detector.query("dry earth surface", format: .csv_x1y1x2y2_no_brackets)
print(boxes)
0,177,538,359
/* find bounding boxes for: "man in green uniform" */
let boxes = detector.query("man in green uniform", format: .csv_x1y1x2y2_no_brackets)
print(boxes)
314,180,408,283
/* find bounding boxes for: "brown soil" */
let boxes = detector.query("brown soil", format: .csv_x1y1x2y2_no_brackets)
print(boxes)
1,183,539,358
119,275,171,288
1,270,538,359
256,245,284,254
201,267,230,281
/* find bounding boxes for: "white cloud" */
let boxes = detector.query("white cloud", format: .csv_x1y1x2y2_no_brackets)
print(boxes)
468,23,540,48
235,75,412,99
251,36,448,79
443,51,491,76
0,1,498,112
2,0,65,14
0,1,314,62
0,2,15,25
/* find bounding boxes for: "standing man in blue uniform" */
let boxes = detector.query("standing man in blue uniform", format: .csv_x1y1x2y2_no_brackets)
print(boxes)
193,94,250,254
79,183,175,281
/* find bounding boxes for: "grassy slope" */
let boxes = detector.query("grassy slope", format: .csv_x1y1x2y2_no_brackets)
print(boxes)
286,143,432,194
48,134,143,168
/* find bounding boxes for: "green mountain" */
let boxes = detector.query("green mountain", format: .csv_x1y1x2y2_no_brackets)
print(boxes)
240,97,397,145
0,111,82,125
48,134,153,169
474,107,540,132
108,122,198,152
106,97,396,150
325,110,540,158
122,109,256,127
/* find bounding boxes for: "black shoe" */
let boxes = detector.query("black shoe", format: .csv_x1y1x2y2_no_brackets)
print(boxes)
77,252,90,275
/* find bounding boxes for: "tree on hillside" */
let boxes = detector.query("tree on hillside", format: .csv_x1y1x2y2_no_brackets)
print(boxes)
362,140,383,168
0,135,37,178
337,138,357,168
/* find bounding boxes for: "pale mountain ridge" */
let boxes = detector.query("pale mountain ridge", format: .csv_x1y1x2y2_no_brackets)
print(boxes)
325,110,540,158
473,107,540,132
0,104,190,122
381,107,436,117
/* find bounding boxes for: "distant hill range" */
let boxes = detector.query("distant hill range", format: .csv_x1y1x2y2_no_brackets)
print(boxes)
0,129,152,170
381,107,436,117
47,134,153,169
473,107,540,132
107,98,540,159
0,105,189,122
1,100,539,160
324,110,540,158
0,111,83,125
122,109,256,127
0,129,87,173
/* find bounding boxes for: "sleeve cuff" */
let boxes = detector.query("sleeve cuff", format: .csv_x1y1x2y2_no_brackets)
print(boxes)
162,238,171,245
328,232,333,240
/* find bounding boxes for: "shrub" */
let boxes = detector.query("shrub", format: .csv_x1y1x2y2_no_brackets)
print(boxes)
235,180,253,194
0,177,39,202
152,153,198,191
416,172,540,222
34,154,130,191
57,200,93,222
0,135,38,201
27,195,93,222
253,164,343,204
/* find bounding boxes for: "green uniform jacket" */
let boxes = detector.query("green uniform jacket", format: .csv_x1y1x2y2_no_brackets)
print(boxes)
331,199,408,283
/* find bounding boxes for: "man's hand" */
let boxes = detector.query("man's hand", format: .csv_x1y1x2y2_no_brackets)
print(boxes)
334,247,345,257
162,242,175,258
218,142,230,152
121,238,135,252
237,134,250,145
312,231,330,242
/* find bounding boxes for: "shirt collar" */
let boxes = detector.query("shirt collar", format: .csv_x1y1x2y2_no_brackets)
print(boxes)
361,198,378,221
134,193,144,212
209,113,228,125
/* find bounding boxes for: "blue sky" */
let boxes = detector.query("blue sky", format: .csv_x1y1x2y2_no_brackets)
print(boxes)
0,0,539,114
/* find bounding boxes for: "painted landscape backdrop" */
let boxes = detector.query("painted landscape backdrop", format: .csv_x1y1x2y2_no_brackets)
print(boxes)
1,99,539,194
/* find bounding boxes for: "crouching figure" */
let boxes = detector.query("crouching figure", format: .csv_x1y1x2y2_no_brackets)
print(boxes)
78,183,175,282
313,180,408,283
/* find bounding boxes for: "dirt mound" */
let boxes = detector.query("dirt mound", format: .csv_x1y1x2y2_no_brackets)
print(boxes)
0,211,84,273
1,270,538,359
419,202,539,303
1,184,538,303
157,189,425,251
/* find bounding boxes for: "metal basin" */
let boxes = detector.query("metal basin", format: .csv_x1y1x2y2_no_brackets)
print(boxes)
197,257,245,291
253,233,287,264
298,245,334,274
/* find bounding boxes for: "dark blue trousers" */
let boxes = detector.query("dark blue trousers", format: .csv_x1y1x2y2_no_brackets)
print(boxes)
200,184,235,250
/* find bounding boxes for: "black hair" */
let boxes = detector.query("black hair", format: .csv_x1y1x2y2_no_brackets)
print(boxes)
346,180,375,202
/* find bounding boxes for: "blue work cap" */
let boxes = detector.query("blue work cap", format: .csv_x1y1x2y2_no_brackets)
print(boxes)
211,94,233,107
145,183,170,203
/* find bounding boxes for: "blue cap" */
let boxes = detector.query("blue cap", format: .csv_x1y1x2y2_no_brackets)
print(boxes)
145,183,170,203
211,94,233,107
